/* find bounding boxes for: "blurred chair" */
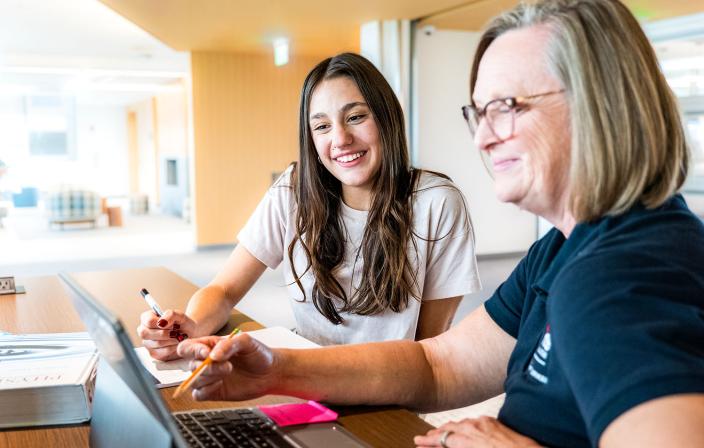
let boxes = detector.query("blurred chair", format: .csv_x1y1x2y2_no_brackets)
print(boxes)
130,193,149,215
46,188,101,229
12,187,39,208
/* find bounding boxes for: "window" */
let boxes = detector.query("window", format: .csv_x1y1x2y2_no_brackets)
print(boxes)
646,13,704,193
166,159,178,186
25,95,76,157
684,113,704,192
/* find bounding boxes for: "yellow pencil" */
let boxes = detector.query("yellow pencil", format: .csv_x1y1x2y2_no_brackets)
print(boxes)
172,327,241,399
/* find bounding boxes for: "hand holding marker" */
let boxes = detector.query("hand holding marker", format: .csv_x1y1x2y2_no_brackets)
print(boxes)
140,288,188,342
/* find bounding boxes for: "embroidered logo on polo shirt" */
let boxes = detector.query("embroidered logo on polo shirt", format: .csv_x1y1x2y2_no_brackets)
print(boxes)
527,324,551,384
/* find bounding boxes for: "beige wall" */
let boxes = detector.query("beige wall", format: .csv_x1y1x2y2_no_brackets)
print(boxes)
127,85,189,209
190,52,321,246
127,111,139,194
156,83,188,157
414,28,537,255
129,99,157,205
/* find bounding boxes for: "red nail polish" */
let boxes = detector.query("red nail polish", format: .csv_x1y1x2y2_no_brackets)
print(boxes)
181,334,188,340
173,323,180,330
157,319,168,328
169,330,178,338
176,334,185,342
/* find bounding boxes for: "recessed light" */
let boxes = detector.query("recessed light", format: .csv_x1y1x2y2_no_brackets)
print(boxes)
273,38,289,67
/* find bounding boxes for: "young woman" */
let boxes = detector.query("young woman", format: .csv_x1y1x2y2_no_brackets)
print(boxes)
139,53,480,359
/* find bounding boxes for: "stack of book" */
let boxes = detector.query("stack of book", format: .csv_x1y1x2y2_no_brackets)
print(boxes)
0,332,98,428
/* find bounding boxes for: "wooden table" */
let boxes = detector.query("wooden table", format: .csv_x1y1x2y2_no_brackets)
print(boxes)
0,267,433,447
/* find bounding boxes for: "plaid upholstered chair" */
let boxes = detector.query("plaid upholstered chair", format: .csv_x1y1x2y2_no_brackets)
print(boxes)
46,188,101,229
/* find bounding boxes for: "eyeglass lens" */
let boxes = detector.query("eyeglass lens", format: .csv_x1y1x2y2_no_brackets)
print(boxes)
464,99,515,141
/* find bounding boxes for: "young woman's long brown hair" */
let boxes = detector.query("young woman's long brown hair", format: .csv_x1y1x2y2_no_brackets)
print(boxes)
287,53,428,325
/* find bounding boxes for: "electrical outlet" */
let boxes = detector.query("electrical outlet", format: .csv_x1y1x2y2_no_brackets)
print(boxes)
0,276,16,294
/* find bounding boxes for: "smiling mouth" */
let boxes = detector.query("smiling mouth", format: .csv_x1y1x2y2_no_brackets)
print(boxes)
334,151,366,163
492,158,519,171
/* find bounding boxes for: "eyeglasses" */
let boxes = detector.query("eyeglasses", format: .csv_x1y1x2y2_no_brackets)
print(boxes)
461,90,565,141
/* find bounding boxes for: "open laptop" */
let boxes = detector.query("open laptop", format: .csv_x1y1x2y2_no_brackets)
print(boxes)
59,272,370,448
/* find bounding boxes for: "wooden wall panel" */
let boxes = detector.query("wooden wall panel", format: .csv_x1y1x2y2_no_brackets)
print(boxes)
191,52,321,246
127,111,139,194
151,97,161,205
155,84,188,157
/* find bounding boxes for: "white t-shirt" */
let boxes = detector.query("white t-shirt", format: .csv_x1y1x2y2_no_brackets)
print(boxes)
237,167,480,345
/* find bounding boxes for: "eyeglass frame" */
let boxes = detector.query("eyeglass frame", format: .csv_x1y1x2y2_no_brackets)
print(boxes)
461,89,565,141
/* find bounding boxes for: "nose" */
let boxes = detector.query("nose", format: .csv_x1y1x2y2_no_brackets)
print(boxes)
331,123,353,149
473,117,499,152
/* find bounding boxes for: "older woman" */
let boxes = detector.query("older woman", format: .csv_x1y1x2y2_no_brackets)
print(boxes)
177,1,704,447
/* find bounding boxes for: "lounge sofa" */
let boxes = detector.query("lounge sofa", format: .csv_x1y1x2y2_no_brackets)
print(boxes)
46,188,101,229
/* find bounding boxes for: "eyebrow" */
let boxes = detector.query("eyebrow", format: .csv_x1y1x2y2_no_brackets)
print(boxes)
309,101,368,121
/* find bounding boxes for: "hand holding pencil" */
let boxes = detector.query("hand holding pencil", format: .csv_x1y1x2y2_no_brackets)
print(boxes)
175,329,278,402
173,328,241,399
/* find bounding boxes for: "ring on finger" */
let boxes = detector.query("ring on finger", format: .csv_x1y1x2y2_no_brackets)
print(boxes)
439,430,453,448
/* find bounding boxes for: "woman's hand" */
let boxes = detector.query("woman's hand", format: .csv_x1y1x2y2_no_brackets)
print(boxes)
137,309,197,361
414,416,542,448
177,333,278,401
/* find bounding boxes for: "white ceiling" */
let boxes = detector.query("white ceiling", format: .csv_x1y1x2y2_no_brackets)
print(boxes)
0,0,188,105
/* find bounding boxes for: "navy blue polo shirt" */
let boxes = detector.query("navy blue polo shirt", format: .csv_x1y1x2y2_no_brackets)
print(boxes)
485,194,704,448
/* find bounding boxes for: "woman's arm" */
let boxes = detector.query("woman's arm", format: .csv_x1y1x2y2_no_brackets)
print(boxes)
179,305,515,411
418,304,515,410
415,296,462,340
186,244,267,335
600,394,704,448
138,244,266,360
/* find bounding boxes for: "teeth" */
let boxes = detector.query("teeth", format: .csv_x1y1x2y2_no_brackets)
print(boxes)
336,152,365,163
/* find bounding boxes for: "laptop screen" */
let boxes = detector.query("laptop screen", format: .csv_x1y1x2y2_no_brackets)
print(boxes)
59,272,181,439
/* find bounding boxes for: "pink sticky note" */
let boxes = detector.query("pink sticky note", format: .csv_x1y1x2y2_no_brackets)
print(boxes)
258,400,338,427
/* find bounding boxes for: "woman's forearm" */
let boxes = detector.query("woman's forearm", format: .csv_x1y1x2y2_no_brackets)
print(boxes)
416,296,462,340
185,285,239,336
271,340,437,408
187,245,268,336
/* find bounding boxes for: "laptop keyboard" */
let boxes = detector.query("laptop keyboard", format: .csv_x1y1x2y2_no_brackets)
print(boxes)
174,409,294,448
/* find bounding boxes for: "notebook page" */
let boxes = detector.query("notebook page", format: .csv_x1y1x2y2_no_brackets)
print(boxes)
420,394,505,427
135,326,319,388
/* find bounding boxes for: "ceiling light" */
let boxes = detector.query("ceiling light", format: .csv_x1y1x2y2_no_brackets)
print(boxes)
273,38,289,67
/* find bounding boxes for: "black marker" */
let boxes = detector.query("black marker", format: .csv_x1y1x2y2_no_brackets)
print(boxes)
140,288,164,317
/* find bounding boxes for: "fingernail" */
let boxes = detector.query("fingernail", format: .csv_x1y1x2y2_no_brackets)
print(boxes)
177,334,185,342
169,330,178,338
173,323,180,330
157,319,168,328
180,333,188,340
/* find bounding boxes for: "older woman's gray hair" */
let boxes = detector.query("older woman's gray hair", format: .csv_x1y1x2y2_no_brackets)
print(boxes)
470,0,689,222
